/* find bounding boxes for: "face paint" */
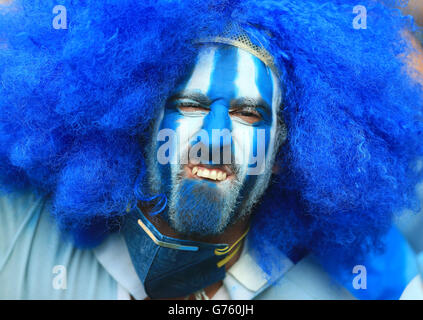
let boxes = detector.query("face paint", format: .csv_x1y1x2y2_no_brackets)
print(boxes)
147,44,282,237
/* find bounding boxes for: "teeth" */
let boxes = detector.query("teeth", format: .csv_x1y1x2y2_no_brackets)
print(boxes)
217,171,223,181
210,170,217,181
191,166,228,181
202,168,210,178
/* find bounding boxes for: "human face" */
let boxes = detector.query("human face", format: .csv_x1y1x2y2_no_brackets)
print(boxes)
147,44,283,237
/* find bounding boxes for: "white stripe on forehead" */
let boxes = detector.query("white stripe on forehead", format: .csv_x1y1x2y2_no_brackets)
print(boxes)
235,48,261,99
185,46,217,93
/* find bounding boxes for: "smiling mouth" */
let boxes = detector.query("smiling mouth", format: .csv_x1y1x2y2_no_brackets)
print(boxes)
184,164,233,182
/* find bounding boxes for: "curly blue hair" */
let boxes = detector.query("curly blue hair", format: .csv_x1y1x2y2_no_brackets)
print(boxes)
0,0,422,271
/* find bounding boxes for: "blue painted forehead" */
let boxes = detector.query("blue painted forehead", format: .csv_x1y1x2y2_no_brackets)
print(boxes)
175,44,276,109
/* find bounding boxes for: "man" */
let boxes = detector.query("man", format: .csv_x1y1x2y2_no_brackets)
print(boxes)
0,0,422,299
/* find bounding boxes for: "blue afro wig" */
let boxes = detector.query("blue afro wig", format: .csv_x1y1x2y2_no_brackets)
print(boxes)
1,0,423,270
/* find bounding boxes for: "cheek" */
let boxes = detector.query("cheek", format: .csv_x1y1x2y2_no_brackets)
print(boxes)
232,123,254,166
160,111,182,132
232,123,272,170
157,113,205,166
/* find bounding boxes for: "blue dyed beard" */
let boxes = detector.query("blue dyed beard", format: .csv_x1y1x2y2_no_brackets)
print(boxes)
167,165,243,237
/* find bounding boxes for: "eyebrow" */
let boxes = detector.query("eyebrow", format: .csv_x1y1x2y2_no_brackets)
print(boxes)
168,91,272,114
230,97,272,115
168,91,212,106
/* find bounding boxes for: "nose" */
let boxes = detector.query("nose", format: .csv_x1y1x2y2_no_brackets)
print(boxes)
202,102,232,132
197,102,233,164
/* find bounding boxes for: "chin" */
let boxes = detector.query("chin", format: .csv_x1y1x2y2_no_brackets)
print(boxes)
167,176,240,237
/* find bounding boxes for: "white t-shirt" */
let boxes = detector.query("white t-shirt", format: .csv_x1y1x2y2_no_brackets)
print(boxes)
0,191,354,300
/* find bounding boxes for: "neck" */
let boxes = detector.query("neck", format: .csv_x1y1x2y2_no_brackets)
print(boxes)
138,201,250,299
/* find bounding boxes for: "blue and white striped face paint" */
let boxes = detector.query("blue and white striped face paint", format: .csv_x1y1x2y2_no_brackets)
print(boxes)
148,44,282,236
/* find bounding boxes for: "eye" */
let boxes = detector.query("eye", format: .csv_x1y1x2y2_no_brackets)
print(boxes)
176,101,209,116
230,108,262,124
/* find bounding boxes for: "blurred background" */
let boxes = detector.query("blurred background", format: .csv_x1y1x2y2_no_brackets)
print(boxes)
404,0,423,26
